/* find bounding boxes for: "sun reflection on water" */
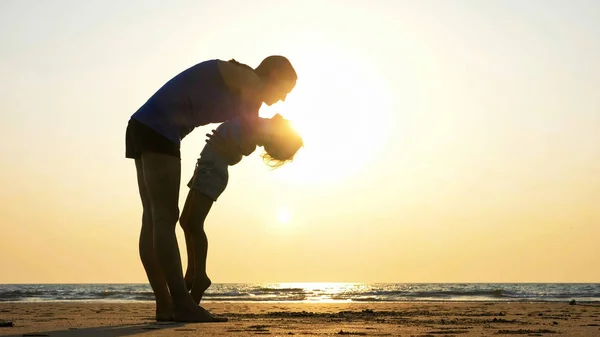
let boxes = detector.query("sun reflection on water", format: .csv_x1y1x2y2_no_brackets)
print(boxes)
259,282,369,303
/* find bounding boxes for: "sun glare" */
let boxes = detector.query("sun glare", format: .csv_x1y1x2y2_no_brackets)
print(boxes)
261,47,393,185
277,208,291,224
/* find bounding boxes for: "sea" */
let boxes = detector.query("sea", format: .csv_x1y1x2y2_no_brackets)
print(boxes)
1,283,599,303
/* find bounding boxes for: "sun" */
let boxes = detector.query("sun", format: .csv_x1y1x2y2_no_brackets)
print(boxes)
260,46,393,185
277,208,292,224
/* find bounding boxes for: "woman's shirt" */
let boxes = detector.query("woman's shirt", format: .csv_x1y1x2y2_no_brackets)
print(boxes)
131,60,261,144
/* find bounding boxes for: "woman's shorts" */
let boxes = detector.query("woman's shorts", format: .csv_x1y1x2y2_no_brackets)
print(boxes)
125,118,180,159
187,159,229,201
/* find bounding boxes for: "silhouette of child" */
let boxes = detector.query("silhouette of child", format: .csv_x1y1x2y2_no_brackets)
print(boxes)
179,114,303,305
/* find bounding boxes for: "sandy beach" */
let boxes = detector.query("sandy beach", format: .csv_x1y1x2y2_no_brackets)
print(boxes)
1,301,599,336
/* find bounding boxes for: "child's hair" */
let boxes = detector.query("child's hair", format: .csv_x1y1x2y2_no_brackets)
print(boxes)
261,114,303,168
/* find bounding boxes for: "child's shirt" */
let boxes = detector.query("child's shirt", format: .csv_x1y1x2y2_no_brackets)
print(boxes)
198,117,258,166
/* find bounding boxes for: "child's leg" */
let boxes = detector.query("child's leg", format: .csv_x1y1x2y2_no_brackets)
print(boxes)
182,229,195,291
182,160,228,304
180,188,210,291
180,189,214,304
180,172,198,291
135,159,173,321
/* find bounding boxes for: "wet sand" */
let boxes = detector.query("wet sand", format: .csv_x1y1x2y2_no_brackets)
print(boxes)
1,301,600,336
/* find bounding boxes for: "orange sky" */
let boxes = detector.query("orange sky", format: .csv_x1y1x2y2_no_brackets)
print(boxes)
1,0,599,283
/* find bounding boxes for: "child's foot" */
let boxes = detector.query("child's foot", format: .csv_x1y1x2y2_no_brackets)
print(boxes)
190,277,212,304
173,303,227,322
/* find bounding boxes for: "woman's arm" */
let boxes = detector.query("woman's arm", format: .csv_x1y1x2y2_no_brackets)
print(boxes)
216,60,262,102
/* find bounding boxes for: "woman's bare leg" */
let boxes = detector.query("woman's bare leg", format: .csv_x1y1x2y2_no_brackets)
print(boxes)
135,159,173,321
141,152,226,322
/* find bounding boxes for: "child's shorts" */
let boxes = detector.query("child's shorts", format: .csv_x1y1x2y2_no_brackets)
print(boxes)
187,159,229,201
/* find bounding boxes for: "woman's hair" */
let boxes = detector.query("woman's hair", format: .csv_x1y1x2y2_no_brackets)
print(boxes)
230,56,297,82
261,114,303,168
228,59,255,72
255,55,297,81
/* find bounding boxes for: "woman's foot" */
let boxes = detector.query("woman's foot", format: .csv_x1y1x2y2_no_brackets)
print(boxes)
173,302,227,322
190,276,212,304
156,311,174,322
156,299,174,322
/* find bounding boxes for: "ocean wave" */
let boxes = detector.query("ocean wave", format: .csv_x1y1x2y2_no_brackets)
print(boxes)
0,289,156,302
1,284,599,303
203,295,308,302
254,287,306,293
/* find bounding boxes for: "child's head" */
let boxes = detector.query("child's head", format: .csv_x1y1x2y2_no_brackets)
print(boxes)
261,114,303,168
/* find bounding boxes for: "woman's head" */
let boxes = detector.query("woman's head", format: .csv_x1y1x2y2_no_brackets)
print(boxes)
261,114,303,168
255,56,297,106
